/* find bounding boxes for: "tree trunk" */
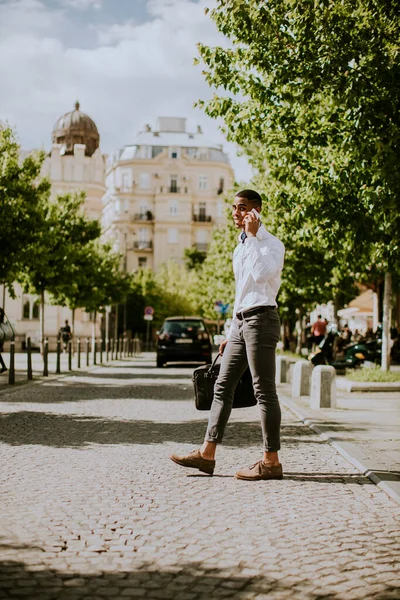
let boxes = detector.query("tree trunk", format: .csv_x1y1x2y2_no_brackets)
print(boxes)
333,294,340,326
71,308,76,354
92,310,97,358
114,304,119,341
40,288,45,355
295,307,303,355
372,291,379,333
381,271,392,372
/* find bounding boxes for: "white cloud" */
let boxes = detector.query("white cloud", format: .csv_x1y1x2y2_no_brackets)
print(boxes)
61,0,102,9
0,0,252,182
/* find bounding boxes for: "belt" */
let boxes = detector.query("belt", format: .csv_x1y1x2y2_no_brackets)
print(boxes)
235,306,276,320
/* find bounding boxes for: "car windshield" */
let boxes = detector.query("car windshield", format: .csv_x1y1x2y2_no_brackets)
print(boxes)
162,320,205,337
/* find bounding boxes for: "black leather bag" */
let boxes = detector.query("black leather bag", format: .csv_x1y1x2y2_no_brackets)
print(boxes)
192,355,256,411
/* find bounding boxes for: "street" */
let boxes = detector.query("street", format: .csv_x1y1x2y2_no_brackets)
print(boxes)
0,355,399,600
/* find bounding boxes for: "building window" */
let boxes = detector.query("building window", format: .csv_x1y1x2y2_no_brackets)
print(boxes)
115,199,121,213
196,229,207,243
139,173,150,189
169,147,180,159
198,175,207,190
169,200,179,215
199,202,206,219
122,171,130,191
32,300,40,320
22,299,30,320
138,228,148,242
22,296,40,320
123,198,130,212
168,228,178,244
218,178,224,194
138,257,147,268
169,175,178,193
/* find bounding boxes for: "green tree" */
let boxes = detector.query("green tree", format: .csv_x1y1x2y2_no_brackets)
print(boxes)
184,247,207,270
0,126,50,294
197,0,400,367
20,192,101,349
52,242,132,338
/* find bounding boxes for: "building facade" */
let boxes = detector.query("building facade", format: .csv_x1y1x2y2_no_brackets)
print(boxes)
101,117,234,271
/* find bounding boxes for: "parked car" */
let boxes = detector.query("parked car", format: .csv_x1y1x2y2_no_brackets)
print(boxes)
156,317,212,367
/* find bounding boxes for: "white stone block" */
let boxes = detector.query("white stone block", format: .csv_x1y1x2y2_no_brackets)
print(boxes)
310,365,336,409
292,360,312,397
276,355,289,384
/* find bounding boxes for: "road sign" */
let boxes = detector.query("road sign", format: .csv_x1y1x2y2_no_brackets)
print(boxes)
144,306,154,316
144,314,153,321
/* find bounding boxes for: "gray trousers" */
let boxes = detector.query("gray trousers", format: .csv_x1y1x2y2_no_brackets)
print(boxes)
205,308,281,452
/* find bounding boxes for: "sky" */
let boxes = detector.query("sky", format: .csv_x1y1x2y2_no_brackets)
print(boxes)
0,0,252,181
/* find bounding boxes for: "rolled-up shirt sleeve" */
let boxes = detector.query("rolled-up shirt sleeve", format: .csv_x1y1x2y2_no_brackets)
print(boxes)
242,236,285,284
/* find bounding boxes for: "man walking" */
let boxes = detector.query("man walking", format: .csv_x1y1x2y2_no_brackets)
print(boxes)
170,190,285,480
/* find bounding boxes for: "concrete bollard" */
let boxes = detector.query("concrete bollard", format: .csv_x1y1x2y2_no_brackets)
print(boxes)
310,365,336,409
292,360,312,397
276,355,289,384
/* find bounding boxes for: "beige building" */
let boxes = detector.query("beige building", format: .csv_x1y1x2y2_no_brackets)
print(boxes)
4,102,106,348
101,117,234,271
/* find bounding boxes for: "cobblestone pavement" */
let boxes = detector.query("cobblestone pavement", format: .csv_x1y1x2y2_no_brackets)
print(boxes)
0,355,399,600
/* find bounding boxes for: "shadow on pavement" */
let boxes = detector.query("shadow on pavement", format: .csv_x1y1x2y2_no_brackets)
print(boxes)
1,556,398,600
0,411,381,473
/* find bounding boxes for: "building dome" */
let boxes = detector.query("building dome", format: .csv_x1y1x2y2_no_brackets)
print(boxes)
52,101,100,157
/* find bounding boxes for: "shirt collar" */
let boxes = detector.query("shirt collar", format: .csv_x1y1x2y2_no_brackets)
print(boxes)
237,223,268,243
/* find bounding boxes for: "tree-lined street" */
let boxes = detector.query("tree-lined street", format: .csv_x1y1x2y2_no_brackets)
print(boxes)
0,355,399,600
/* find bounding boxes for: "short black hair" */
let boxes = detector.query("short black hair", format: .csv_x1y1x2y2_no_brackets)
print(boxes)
235,189,262,205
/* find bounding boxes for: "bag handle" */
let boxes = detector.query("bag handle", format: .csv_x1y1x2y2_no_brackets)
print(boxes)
207,353,221,375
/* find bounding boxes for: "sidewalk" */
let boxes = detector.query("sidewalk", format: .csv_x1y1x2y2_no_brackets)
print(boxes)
278,381,400,505
0,351,126,392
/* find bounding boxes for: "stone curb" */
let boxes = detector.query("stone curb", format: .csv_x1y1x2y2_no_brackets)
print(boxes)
336,377,400,392
280,395,400,506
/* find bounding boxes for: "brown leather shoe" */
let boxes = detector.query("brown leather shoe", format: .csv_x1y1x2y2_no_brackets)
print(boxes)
169,449,215,475
235,461,283,481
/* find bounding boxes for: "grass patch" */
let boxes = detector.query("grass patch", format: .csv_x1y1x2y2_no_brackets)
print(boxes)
347,366,400,383
277,350,303,361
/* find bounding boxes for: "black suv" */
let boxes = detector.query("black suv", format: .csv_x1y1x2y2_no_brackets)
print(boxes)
156,317,212,367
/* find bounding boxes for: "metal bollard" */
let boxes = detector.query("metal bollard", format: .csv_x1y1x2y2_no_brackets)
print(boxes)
8,340,15,385
27,337,33,380
106,338,109,362
77,338,81,368
93,338,97,365
119,338,123,360
43,338,49,377
115,338,119,360
86,337,90,367
56,339,61,374
100,338,103,364
68,340,72,370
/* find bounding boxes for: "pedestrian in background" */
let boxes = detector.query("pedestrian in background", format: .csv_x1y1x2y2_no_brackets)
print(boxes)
170,189,285,481
311,314,327,348
60,320,71,352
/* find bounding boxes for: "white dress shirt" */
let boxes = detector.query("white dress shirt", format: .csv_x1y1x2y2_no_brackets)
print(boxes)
227,224,285,338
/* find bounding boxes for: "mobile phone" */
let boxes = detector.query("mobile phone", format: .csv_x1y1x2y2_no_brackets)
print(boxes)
251,208,261,220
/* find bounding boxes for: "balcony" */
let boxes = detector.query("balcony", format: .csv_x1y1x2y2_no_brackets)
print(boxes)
131,211,154,222
193,214,212,223
159,186,188,194
195,243,209,252
133,241,153,251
